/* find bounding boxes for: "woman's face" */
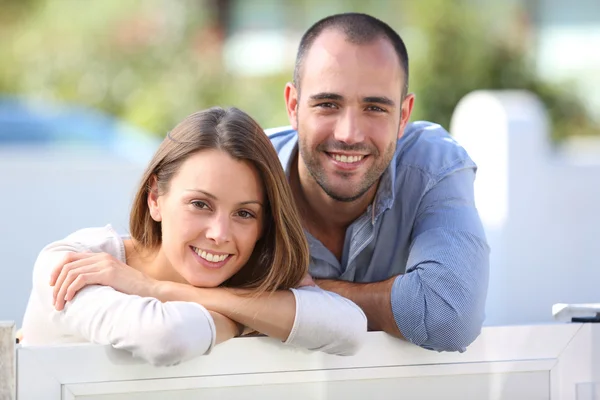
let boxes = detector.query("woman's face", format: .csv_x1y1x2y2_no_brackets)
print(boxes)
151,149,265,287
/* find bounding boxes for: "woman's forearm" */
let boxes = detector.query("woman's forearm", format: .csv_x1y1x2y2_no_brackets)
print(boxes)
208,311,242,344
154,282,296,341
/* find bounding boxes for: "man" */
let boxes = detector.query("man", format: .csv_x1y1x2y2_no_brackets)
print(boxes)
267,12,490,352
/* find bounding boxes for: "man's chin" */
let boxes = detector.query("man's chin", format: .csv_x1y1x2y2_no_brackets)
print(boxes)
321,187,365,203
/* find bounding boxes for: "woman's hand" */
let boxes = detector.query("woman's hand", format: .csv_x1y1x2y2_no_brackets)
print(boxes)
50,252,158,311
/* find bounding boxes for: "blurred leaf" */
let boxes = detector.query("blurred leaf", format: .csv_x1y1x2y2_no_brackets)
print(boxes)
0,0,597,142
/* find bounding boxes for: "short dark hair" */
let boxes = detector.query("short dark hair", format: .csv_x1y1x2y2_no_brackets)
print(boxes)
293,13,410,96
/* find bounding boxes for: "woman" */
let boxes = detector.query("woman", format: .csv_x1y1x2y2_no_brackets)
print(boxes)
20,107,367,366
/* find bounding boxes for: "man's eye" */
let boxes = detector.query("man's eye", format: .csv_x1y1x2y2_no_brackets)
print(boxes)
192,200,209,210
367,105,385,112
316,102,337,109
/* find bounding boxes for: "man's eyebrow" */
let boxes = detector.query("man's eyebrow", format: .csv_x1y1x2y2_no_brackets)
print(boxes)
309,92,344,101
185,189,263,207
363,96,396,107
308,93,396,107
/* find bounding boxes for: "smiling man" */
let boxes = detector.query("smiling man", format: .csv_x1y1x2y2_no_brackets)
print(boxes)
268,13,490,352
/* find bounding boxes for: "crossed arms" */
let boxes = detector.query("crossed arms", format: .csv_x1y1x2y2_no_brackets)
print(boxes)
24,236,367,366
318,167,490,352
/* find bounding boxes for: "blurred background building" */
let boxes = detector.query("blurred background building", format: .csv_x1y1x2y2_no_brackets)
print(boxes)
1,0,599,328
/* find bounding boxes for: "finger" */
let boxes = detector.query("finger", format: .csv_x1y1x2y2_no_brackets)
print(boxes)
50,252,95,287
15,329,23,343
55,264,101,310
52,252,98,301
53,255,99,304
64,272,99,303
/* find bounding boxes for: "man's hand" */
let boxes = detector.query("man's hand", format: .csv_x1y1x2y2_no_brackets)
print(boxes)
297,273,316,287
314,277,404,338
50,252,158,311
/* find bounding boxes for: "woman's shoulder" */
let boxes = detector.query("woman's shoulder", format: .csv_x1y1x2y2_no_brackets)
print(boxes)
39,224,126,262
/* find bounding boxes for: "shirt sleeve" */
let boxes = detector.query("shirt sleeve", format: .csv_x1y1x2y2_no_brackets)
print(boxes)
392,166,490,352
30,242,217,366
284,286,367,356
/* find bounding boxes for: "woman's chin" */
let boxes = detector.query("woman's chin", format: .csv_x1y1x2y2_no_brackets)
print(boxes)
185,274,227,288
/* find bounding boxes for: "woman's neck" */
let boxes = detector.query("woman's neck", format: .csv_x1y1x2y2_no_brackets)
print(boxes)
122,239,187,284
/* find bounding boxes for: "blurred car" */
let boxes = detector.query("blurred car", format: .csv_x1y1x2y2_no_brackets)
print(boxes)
0,95,161,163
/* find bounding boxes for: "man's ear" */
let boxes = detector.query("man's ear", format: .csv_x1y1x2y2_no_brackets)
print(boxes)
284,82,299,130
398,93,416,139
147,176,162,222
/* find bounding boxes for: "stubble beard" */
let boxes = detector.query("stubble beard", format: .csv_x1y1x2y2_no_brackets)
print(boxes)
296,118,396,203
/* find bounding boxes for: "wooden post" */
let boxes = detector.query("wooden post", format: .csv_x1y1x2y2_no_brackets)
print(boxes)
0,321,15,400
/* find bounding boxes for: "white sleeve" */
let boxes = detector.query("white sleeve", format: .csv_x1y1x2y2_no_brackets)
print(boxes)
33,243,216,366
284,286,368,355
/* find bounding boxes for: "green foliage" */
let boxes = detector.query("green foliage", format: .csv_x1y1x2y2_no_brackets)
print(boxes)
402,0,598,141
0,0,596,142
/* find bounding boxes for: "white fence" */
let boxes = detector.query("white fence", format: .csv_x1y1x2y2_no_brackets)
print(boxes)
0,322,15,400
3,322,598,400
451,90,600,326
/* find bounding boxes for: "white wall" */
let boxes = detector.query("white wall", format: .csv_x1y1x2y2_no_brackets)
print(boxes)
451,90,600,326
0,145,151,326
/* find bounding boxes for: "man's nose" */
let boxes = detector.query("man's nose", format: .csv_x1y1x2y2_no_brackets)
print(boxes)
333,109,365,145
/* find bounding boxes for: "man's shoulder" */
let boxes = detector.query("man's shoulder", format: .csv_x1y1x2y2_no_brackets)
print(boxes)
264,125,298,150
396,121,476,181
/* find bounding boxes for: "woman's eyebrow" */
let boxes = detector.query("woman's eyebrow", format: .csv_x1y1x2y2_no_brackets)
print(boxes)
185,189,263,207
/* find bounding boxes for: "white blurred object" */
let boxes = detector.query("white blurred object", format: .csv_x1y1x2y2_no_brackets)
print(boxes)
553,303,600,322
451,90,600,327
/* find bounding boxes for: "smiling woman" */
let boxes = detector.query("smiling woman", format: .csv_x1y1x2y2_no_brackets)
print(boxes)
20,107,367,366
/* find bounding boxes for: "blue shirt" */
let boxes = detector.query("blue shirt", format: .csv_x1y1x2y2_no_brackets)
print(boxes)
267,121,490,352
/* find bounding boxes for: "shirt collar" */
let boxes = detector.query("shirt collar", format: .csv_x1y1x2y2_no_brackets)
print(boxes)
278,133,298,179
371,151,396,223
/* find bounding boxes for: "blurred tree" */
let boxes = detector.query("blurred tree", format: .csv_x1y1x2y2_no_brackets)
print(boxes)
0,0,596,142
404,0,598,141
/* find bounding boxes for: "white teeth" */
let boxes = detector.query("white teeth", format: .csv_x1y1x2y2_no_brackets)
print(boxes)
193,247,228,263
332,154,364,163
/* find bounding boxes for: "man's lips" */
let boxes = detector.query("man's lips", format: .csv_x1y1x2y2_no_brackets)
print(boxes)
325,152,369,170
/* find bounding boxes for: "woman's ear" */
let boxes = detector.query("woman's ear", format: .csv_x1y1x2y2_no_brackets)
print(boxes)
147,176,162,222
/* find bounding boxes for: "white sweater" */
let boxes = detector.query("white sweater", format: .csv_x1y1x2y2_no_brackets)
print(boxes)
21,225,367,366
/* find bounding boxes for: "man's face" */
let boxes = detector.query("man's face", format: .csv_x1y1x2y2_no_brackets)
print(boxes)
286,29,413,202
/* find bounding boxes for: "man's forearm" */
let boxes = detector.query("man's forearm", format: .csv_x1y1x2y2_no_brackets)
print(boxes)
153,282,296,341
315,277,404,338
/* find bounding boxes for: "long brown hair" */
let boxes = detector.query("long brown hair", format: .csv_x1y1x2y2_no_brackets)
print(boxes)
129,107,309,292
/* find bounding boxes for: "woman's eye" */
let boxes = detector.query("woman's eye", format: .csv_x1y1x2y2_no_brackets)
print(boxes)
237,210,254,219
192,200,209,210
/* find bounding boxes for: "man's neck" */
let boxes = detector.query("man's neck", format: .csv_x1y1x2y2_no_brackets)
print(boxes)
290,153,377,234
